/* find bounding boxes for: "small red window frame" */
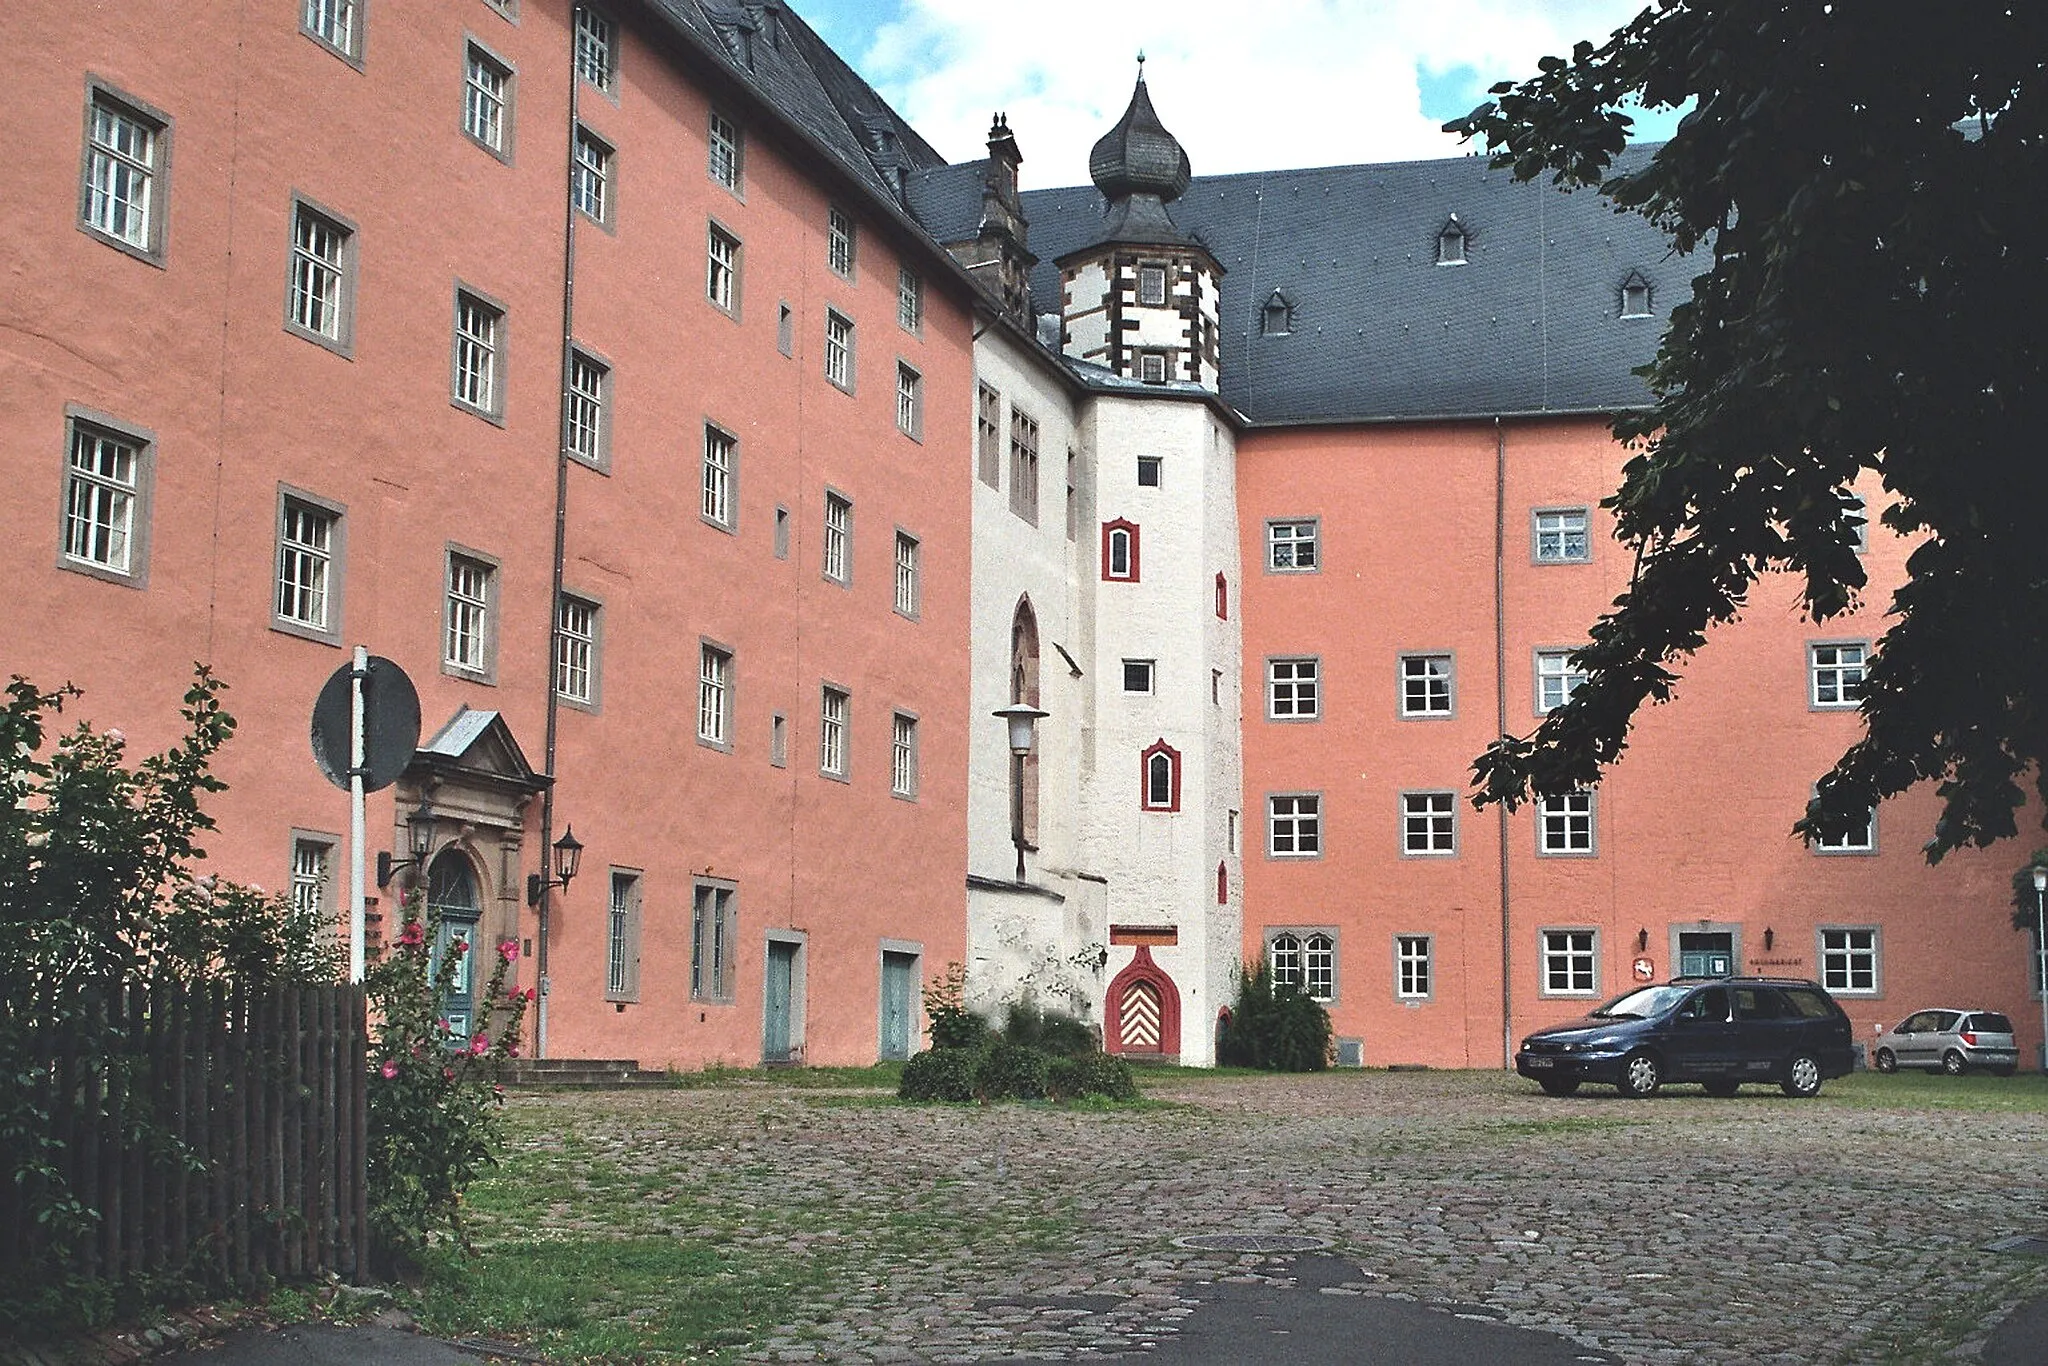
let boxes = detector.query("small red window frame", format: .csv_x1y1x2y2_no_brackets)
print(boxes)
1140,738,1181,812
1102,518,1141,582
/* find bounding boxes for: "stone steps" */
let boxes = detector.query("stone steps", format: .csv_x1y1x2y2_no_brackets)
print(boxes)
501,1057,669,1088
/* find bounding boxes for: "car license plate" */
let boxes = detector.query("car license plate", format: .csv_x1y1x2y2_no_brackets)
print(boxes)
1526,1056,1553,1069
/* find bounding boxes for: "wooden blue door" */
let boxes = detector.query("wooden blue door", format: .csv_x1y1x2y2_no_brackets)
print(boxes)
880,951,917,1060
427,850,482,1041
763,940,796,1062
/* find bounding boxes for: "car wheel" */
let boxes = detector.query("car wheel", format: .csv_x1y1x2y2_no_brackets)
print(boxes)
1538,1077,1581,1098
1781,1052,1823,1098
1874,1048,1897,1073
1617,1051,1662,1098
1942,1049,1967,1076
1702,1079,1740,1097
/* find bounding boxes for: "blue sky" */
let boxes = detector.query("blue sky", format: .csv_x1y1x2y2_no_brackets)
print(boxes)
794,0,1682,181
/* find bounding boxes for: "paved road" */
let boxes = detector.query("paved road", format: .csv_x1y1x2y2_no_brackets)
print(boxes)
151,1072,2048,1363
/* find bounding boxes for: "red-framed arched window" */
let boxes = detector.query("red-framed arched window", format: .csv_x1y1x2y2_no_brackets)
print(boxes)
1102,518,1140,582
1214,572,1228,619
1140,738,1181,812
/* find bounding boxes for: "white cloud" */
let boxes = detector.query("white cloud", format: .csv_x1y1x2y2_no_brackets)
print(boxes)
854,0,1658,186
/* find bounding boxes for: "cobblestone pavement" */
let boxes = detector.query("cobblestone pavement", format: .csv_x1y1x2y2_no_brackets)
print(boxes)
486,1072,2048,1365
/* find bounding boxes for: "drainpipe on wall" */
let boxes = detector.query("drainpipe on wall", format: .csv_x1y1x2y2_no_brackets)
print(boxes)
536,14,584,1059
1495,416,1513,1070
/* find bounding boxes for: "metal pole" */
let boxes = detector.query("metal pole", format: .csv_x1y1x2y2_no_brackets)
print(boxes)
2036,881,2046,1074
1011,751,1026,882
348,643,368,984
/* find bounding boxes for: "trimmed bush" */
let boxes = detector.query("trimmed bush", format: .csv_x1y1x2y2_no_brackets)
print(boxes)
1220,961,1332,1072
1048,1051,1138,1101
898,1047,980,1101
977,1041,1052,1100
1000,1002,1098,1057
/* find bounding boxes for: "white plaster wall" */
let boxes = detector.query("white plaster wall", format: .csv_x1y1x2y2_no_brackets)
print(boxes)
1195,271,1221,390
1063,262,1111,361
1200,412,1244,1030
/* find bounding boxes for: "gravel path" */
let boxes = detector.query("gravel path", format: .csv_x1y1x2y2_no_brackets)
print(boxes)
488,1072,2048,1364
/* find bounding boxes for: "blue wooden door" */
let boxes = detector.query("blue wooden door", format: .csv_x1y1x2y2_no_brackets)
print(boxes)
763,940,796,1062
428,850,481,1041
880,951,917,1060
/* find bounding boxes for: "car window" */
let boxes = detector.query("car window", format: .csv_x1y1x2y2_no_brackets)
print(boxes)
1930,1011,1962,1032
1780,987,1838,1020
1678,987,1730,1021
1592,985,1689,1018
1734,987,1785,1021
1969,1013,2014,1034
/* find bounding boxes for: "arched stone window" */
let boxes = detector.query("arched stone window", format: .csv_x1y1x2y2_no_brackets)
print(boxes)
1140,738,1181,812
1010,596,1041,845
1102,519,1140,582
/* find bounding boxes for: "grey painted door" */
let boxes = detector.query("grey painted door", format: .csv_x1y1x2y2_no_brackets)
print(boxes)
763,940,796,1062
880,951,917,1060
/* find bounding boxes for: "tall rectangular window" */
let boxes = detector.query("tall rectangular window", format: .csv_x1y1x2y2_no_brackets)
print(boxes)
819,686,849,778
554,595,598,706
893,531,919,617
1533,508,1591,563
80,85,166,260
1268,794,1322,858
691,881,736,1002
827,206,856,277
1819,927,1878,994
702,424,737,529
1542,929,1598,996
1268,518,1319,571
1267,658,1320,721
1138,264,1167,305
463,45,512,156
275,494,340,637
1811,642,1868,708
302,0,361,62
770,713,788,767
1401,792,1456,855
708,110,742,191
1538,792,1596,855
706,223,740,314
698,644,733,748
1009,410,1040,525
452,290,504,419
1400,654,1453,716
62,419,146,580
606,871,641,1001
565,349,609,467
822,492,851,585
976,384,1002,487
891,713,918,799
574,6,616,94
824,311,854,390
1536,649,1588,714
896,363,922,439
443,552,495,680
898,267,922,332
1396,935,1432,1000
286,201,353,350
291,838,335,925
572,126,613,226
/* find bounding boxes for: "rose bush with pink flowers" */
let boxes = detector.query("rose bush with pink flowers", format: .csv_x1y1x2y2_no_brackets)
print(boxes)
363,895,527,1273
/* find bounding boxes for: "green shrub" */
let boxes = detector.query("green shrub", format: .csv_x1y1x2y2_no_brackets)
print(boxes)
898,1046,980,1101
1220,961,1332,1072
1048,1051,1138,1101
977,1041,1052,1100
1000,1001,1098,1057
922,962,991,1049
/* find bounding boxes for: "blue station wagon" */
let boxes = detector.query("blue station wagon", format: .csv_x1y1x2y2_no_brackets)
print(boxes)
1517,977,1857,1098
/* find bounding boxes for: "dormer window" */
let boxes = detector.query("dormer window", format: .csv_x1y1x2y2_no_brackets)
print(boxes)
1138,264,1168,306
1261,290,1293,336
1138,351,1168,384
1437,216,1467,266
1620,270,1653,318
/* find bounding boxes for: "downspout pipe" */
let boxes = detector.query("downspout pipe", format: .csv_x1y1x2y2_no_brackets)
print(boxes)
1494,417,1512,1070
537,16,583,1059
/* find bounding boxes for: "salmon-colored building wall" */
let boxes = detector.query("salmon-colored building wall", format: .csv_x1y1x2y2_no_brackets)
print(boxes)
3,0,971,1066
1239,417,2033,1068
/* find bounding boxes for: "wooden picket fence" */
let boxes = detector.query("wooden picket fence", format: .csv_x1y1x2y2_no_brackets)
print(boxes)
0,982,369,1292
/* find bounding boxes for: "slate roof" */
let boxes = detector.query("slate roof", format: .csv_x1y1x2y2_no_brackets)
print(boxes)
1014,143,1685,424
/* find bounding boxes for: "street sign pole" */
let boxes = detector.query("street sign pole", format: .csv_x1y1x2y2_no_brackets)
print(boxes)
350,644,369,984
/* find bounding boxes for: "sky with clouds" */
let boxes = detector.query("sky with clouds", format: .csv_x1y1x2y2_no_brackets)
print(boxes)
795,0,1679,186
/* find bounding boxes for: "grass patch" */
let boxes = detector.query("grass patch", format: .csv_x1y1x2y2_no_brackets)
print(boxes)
1482,1116,1644,1137
1823,1070,2048,1112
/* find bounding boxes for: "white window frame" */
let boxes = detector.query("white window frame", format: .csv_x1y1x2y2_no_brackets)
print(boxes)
1400,791,1457,857
1267,792,1323,859
1540,928,1599,998
1266,657,1320,721
824,310,854,391
1266,930,1336,1003
274,488,344,643
827,206,857,278
1535,648,1588,715
1122,659,1156,695
706,221,741,316
898,267,922,333
606,869,642,1002
58,408,153,588
702,423,738,531
442,548,497,682
1267,518,1319,572
290,834,339,929
462,42,514,160
1817,926,1880,996
1399,654,1454,717
708,109,743,193
896,362,923,440
893,530,920,619
565,347,610,469
822,490,852,586
1395,935,1432,1001
554,593,600,709
1136,455,1162,488
284,197,356,354
1811,802,1877,854
574,5,617,95
1533,507,1592,564
698,642,734,750
451,286,506,422
819,685,849,780
1810,641,1868,710
890,712,918,800
572,125,613,227
1537,791,1596,856
1269,932,1303,993
301,0,363,65
79,81,170,264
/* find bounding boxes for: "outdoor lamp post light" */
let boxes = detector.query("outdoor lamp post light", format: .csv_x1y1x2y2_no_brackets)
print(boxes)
526,825,585,906
2032,865,2047,1073
375,795,437,887
992,703,1049,883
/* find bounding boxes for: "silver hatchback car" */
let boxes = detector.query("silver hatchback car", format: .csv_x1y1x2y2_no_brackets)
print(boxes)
1871,1008,2018,1076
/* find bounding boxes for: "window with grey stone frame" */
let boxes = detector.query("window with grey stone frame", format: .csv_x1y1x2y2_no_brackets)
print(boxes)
1266,929,1337,1003
827,205,856,278
58,406,155,590
821,490,852,586
301,0,364,67
571,124,614,230
1534,648,1587,715
574,5,618,97
706,221,742,318
461,39,515,164
701,422,738,531
1398,653,1454,717
824,310,855,391
1536,791,1596,856
1266,656,1320,721
1267,792,1322,858
283,195,357,356
890,711,918,800
709,109,744,194
272,485,346,645
606,868,641,1002
481,0,518,21
1394,934,1433,1002
896,362,923,440
697,640,734,752
1400,791,1457,857
1809,640,1868,709
819,684,850,781
773,505,790,559
893,530,920,619
553,591,602,710
691,878,737,1003
1532,507,1592,563
564,346,611,471
1808,788,1876,855
1267,517,1319,572
898,267,922,333
79,78,173,267
769,711,787,768
1539,928,1599,997
1009,409,1039,524
441,546,499,683
1816,926,1880,996
450,284,507,423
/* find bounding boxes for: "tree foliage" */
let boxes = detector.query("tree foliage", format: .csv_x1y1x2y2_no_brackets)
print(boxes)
1447,1,2048,860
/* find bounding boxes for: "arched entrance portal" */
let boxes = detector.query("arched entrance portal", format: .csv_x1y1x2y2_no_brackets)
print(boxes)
427,848,482,1040
1105,946,1180,1058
